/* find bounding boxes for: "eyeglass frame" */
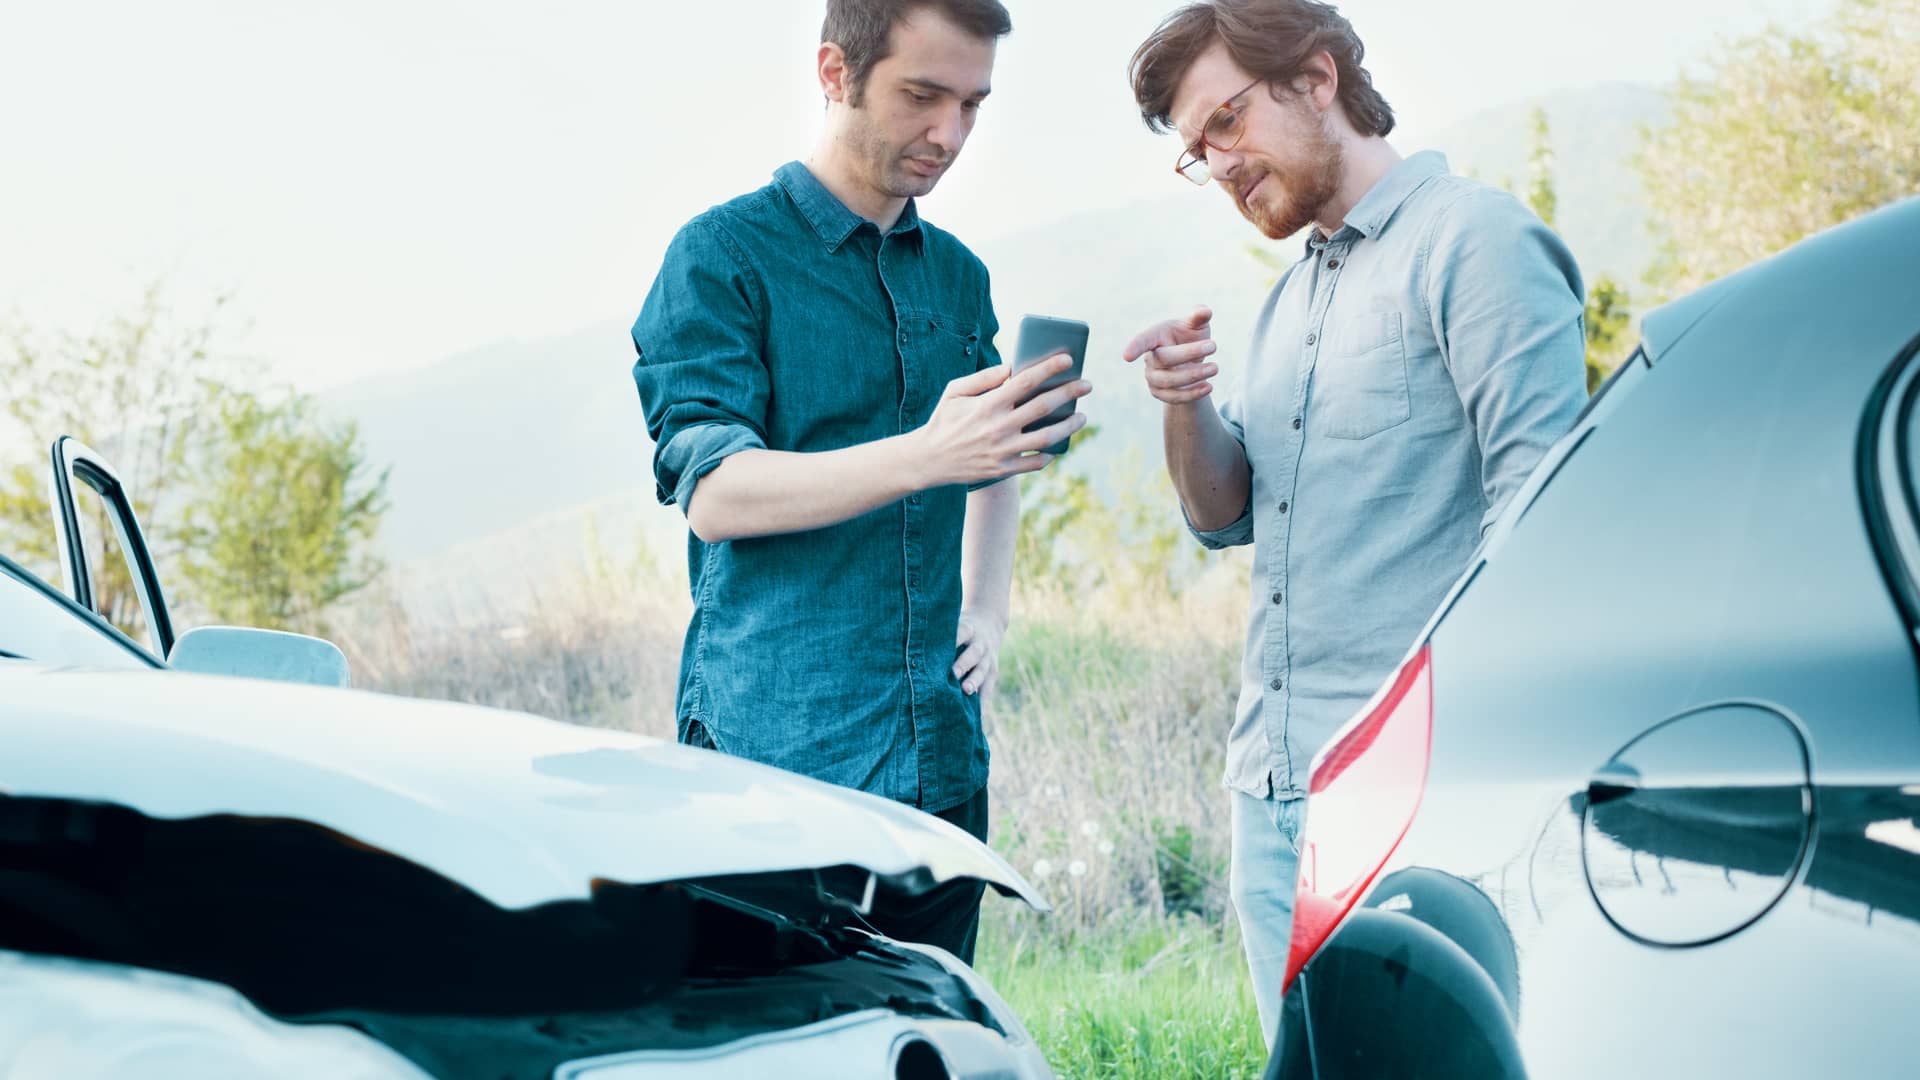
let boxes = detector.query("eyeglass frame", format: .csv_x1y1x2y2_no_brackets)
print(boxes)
1175,76,1266,186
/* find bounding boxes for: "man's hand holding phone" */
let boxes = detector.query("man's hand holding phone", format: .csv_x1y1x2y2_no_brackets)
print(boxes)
1123,305,1218,405
911,355,1091,488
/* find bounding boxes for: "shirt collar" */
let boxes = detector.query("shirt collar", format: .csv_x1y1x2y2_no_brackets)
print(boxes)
775,160,923,253
1307,150,1449,251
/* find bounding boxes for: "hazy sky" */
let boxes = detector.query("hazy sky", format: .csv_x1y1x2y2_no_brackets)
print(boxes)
0,0,1836,391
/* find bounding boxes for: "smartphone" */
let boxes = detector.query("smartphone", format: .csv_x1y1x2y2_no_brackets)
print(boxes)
1011,315,1090,456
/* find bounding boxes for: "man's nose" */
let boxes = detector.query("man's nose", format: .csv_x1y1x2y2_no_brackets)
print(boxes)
928,106,970,156
1207,143,1243,184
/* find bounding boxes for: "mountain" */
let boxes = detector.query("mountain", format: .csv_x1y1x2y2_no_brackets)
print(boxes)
326,82,1668,572
1415,81,1666,283
323,320,652,566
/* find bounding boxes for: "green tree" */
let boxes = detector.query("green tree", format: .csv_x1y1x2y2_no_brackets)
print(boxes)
1583,277,1634,392
1524,107,1559,229
2,289,389,640
1519,109,1636,391
1638,0,1920,297
1015,424,1103,581
175,390,389,634
0,285,221,636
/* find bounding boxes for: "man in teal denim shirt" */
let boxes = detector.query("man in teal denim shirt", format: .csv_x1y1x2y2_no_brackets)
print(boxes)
630,0,1088,963
1124,0,1588,1041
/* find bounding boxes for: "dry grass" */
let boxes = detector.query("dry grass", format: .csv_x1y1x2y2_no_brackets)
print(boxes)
336,524,1254,938
983,568,1246,932
333,526,689,737
332,520,1267,1071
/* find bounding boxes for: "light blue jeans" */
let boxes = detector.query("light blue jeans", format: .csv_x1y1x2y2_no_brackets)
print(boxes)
1231,791,1308,1046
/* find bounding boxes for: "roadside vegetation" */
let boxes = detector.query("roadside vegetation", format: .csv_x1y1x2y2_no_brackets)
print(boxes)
333,445,1271,1076
7,3,1911,1074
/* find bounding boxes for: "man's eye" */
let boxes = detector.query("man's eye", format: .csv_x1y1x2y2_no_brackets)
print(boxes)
1208,109,1241,141
962,99,982,113
908,91,935,105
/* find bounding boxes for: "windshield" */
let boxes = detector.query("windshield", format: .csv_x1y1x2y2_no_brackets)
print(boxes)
0,555,157,669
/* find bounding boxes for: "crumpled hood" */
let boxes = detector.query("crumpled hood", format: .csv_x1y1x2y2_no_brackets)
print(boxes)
0,665,1046,912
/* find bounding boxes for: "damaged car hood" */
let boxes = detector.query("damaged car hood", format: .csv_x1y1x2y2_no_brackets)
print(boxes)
0,665,1047,912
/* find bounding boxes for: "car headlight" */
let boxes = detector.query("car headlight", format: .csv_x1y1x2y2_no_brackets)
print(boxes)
0,950,431,1080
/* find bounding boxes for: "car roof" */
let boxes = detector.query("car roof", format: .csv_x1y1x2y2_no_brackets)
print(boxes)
1642,196,1920,365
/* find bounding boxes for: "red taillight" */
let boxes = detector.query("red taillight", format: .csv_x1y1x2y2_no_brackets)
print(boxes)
1282,644,1433,993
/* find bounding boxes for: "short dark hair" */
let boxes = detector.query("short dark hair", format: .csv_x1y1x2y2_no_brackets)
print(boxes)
823,0,1013,105
1129,0,1394,138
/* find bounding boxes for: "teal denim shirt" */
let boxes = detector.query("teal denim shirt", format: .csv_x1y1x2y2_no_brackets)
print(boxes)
630,162,999,813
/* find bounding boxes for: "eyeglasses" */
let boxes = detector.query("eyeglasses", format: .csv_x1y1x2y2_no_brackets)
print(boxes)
1175,77,1264,186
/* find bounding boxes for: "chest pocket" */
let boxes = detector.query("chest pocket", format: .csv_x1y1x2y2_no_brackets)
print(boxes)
898,311,980,427
1313,311,1411,440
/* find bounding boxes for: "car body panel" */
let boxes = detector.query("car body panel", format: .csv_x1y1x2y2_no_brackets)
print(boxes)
555,1008,1050,1080
1279,199,1920,1077
0,664,1047,913
0,949,433,1079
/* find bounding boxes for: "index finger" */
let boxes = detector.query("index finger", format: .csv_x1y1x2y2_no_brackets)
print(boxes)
1121,325,1169,364
1121,305,1213,363
943,362,1013,399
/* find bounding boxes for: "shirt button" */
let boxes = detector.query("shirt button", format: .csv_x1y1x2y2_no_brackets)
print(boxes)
1278,501,1289,514
1270,677,1284,692
1292,417,1302,430
1327,258,1341,269
1271,591,1283,605
1305,333,1317,347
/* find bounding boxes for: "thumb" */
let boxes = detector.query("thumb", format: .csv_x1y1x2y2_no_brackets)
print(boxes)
945,363,1011,398
1183,305,1214,332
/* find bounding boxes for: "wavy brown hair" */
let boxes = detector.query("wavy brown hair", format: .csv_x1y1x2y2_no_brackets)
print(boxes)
1129,0,1394,137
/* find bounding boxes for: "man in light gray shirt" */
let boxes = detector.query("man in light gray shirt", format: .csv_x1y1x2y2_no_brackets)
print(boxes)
1123,0,1587,1040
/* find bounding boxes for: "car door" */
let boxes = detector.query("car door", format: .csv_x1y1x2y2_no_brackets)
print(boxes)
48,436,176,657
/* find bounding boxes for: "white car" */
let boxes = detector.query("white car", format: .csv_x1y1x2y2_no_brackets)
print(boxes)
0,437,1052,1079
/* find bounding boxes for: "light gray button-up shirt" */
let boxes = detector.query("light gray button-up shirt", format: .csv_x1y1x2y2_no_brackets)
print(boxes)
1193,151,1587,801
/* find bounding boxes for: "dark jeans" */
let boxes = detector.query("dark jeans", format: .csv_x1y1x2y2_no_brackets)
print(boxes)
683,718,989,964
867,785,988,964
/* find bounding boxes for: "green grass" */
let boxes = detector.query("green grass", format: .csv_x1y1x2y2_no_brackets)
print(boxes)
974,914,1270,1079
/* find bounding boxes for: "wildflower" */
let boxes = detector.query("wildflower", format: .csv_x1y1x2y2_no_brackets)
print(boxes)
1033,859,1054,879
1068,860,1088,877
1097,840,1116,856
1080,820,1100,838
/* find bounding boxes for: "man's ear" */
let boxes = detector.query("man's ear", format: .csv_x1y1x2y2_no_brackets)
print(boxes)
819,42,852,103
1293,49,1339,113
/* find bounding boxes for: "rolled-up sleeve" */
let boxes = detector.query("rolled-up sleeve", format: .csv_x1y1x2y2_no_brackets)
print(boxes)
631,219,770,513
1422,188,1588,532
1184,392,1255,549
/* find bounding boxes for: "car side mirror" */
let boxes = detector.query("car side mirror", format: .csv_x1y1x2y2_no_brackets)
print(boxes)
167,625,352,688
